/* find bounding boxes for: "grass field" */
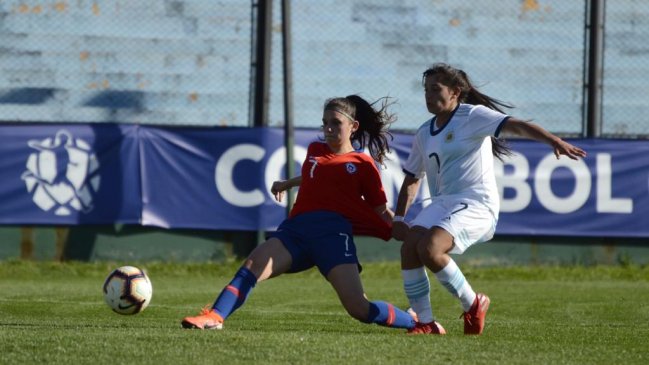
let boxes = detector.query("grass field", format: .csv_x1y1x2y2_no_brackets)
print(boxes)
1,260,648,364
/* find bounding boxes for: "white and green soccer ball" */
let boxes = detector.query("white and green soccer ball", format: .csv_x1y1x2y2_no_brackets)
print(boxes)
103,266,153,315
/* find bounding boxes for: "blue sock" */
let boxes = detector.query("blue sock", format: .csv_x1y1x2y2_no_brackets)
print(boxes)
365,301,416,329
212,267,258,319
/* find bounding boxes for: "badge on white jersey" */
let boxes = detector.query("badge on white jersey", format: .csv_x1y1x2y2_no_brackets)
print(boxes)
445,131,454,142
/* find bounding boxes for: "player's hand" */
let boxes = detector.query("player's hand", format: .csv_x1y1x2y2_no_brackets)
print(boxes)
392,221,409,241
552,139,587,160
271,181,286,202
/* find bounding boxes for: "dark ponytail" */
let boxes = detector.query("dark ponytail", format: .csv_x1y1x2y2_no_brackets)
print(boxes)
423,63,512,161
324,95,395,164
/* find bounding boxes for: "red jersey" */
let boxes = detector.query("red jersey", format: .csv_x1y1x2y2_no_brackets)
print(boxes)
289,142,392,240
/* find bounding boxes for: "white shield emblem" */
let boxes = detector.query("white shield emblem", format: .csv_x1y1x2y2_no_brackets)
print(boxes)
21,130,100,216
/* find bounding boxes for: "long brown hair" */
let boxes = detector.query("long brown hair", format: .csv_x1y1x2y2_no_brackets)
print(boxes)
423,63,512,160
324,95,395,164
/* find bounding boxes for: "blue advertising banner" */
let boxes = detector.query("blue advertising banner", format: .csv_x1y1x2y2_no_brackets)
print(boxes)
495,140,649,237
0,124,142,225
137,127,315,230
0,124,647,237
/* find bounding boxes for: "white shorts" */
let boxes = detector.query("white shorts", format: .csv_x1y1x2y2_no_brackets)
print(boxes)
409,197,497,254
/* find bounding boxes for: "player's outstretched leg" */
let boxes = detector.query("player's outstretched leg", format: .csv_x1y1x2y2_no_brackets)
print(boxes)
327,263,417,331
181,267,258,330
363,301,417,330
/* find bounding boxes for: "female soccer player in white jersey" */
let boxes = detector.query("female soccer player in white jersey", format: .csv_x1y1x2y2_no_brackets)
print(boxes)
392,63,587,335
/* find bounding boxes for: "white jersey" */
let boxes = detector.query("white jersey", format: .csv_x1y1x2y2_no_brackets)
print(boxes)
403,103,509,217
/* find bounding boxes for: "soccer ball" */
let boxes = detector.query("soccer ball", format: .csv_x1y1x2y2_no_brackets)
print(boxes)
103,266,153,315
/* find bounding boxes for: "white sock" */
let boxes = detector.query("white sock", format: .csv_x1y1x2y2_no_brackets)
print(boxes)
434,259,476,312
402,267,434,323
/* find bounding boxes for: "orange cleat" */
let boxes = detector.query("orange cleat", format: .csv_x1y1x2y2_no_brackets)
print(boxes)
463,293,490,335
181,307,224,330
407,321,446,335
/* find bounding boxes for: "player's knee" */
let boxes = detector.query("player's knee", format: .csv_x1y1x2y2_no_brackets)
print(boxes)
242,257,265,278
416,241,451,272
416,239,447,262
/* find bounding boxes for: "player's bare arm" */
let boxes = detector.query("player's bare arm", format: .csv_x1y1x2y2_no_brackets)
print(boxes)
271,176,302,202
392,175,421,241
502,118,587,160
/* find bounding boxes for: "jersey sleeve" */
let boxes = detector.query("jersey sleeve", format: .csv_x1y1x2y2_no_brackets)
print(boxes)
469,105,509,138
402,132,426,179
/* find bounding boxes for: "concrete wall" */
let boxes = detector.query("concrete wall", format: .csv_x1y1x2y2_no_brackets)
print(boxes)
0,0,251,126
274,0,587,134
0,1,646,135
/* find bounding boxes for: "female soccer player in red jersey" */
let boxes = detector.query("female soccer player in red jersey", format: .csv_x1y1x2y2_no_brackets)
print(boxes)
182,95,419,332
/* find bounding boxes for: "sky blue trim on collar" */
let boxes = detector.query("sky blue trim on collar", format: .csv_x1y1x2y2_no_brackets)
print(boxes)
429,104,460,136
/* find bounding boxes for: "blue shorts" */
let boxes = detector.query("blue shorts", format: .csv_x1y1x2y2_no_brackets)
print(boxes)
266,211,362,277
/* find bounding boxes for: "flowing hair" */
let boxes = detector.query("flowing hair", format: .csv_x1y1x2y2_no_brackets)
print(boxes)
422,63,513,160
323,95,395,164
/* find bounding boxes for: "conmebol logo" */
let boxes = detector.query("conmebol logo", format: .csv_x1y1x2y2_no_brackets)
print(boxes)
21,130,100,216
